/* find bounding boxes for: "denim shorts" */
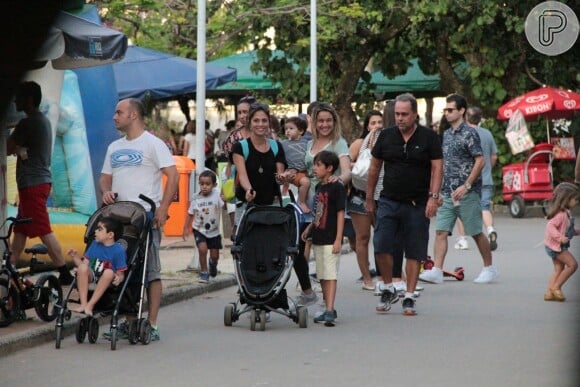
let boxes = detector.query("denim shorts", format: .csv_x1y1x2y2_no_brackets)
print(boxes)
347,191,366,215
373,197,429,260
545,245,569,259
435,191,483,236
481,185,493,211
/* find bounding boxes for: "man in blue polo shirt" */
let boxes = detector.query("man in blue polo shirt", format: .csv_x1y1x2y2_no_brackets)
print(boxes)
366,93,443,316
420,94,498,285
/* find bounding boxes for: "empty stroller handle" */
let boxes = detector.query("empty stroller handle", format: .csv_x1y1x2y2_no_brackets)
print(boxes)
138,194,157,214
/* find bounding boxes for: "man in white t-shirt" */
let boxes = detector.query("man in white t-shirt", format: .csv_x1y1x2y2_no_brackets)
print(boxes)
100,98,178,342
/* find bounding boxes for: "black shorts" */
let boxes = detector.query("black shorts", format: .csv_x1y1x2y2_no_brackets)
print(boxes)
373,197,429,260
193,230,223,250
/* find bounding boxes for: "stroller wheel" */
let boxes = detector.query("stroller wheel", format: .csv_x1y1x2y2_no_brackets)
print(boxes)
139,319,152,345
88,317,99,344
250,310,257,331
110,327,118,351
75,317,87,343
224,304,234,327
297,306,308,328
128,319,139,345
55,325,63,349
259,310,267,331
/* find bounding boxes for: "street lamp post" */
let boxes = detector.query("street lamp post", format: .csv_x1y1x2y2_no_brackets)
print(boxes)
310,0,317,102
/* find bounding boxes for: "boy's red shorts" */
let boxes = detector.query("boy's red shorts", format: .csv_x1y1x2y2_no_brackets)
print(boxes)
14,183,53,238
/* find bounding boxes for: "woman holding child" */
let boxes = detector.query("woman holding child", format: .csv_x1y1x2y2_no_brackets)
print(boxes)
304,103,351,192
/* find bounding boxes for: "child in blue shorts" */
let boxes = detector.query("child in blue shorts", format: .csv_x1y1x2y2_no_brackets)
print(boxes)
68,217,127,316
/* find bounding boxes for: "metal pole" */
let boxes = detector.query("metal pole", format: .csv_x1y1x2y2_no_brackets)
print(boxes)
196,0,207,172
193,0,207,196
310,0,317,102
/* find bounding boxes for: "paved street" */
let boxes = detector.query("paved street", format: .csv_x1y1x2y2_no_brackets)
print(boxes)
0,214,578,386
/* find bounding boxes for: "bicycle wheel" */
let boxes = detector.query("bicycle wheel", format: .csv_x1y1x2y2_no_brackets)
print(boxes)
34,274,62,322
0,278,20,327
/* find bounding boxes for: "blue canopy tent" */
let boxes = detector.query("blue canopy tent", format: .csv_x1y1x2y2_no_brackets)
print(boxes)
112,46,237,100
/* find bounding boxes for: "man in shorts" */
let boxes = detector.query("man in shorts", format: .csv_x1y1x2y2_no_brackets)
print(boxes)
366,93,443,316
420,94,499,285
7,81,74,286
467,106,499,250
100,98,178,341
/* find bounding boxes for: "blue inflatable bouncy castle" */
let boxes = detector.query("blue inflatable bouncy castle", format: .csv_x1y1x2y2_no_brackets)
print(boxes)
72,4,121,200
7,4,122,264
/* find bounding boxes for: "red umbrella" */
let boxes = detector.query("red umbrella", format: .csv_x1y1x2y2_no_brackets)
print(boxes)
497,86,580,121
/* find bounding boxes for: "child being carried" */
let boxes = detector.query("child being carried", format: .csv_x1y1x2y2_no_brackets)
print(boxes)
279,116,311,213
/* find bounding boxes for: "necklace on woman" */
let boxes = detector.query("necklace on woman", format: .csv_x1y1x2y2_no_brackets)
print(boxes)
253,138,267,173
258,154,264,174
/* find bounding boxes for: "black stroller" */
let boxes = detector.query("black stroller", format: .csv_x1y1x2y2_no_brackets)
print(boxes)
224,200,308,331
55,195,156,350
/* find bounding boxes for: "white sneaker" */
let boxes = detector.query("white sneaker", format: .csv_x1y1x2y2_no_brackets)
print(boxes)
473,266,499,284
393,280,407,294
374,282,383,296
419,268,444,284
454,237,469,250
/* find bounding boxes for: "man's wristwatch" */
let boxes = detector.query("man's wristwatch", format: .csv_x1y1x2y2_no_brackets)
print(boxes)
464,182,472,191
430,192,439,199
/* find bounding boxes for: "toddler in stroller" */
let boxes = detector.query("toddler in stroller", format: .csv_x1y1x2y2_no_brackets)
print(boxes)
67,216,127,316
55,196,155,350
224,201,309,331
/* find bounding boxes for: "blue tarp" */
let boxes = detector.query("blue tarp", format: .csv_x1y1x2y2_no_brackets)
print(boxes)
112,46,237,100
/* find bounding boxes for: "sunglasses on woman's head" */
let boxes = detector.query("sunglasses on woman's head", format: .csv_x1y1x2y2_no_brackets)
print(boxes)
250,102,269,112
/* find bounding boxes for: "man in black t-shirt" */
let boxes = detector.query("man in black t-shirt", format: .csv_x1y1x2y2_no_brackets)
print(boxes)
366,93,443,316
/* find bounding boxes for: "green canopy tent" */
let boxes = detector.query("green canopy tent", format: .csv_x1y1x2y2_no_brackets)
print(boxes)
366,59,442,99
208,51,463,103
206,50,283,101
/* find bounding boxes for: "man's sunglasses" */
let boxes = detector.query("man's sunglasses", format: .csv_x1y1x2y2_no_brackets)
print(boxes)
239,96,257,104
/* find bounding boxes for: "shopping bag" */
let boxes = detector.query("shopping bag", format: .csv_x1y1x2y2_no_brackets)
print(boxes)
505,109,534,155
222,178,236,202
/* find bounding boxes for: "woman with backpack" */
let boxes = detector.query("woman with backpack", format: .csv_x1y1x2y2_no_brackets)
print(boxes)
232,103,287,217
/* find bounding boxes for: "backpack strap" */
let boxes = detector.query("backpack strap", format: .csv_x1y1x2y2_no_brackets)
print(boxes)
240,139,250,160
268,139,279,157
241,138,279,159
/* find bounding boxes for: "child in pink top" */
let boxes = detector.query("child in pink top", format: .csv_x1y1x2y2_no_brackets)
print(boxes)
543,182,579,302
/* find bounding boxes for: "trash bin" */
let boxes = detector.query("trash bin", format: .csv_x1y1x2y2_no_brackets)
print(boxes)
163,156,195,237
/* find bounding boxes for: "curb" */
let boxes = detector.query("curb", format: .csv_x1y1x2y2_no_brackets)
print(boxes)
0,275,236,358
